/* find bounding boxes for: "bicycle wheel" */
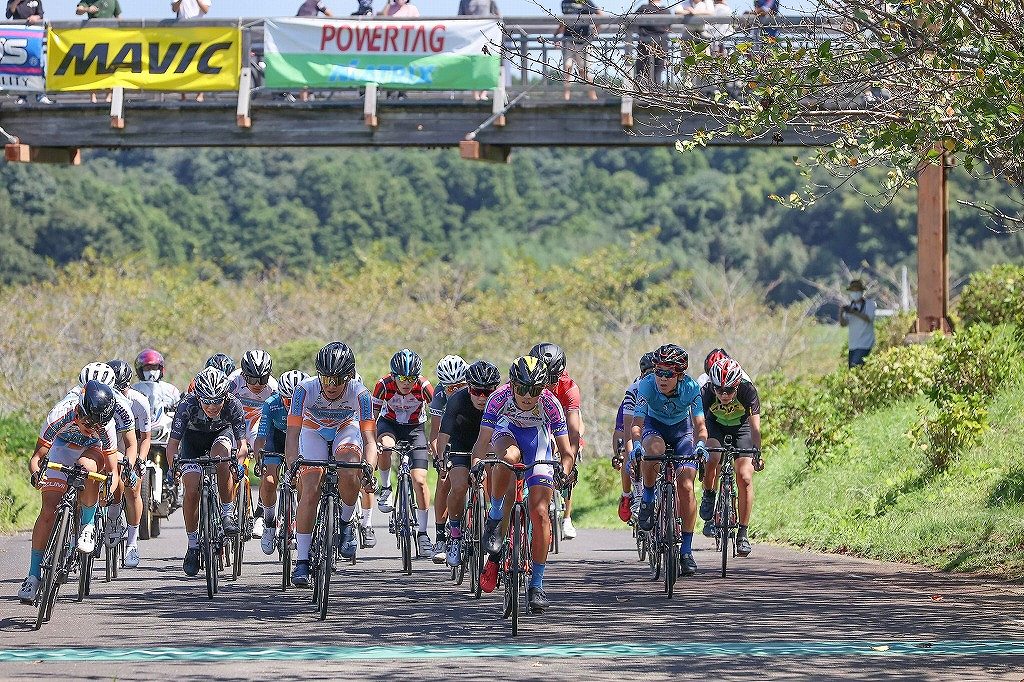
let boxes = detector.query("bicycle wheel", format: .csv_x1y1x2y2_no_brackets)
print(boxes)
139,469,153,541
78,514,99,600
399,477,413,575
720,480,732,579
280,485,293,591
318,496,335,621
232,482,248,580
663,484,677,598
201,490,217,599
649,494,662,581
549,488,561,555
470,488,484,599
506,505,524,636
35,507,70,629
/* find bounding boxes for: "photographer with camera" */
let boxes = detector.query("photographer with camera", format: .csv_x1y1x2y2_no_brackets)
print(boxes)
839,279,876,368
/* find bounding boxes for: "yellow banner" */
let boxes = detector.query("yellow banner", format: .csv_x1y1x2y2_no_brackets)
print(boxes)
47,26,240,91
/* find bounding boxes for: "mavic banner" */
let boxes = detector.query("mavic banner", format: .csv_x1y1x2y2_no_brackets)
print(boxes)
264,18,500,90
0,25,45,92
46,25,241,91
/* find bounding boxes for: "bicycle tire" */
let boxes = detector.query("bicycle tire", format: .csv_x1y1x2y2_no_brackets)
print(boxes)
663,484,677,598
232,481,247,580
318,496,335,621
721,479,732,579
470,487,484,599
139,469,153,541
508,505,524,636
399,476,413,575
649,493,662,581
280,485,293,591
202,489,216,599
36,506,71,630
549,488,561,555
310,499,325,607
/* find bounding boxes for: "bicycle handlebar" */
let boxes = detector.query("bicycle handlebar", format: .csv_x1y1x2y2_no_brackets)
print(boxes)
47,461,108,482
705,446,761,454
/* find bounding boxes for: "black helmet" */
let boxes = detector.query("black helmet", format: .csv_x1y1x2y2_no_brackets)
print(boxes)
390,349,423,378
466,360,501,389
654,344,688,372
639,351,657,376
509,355,548,389
78,380,117,425
529,342,566,384
316,341,356,378
106,359,134,391
240,349,273,381
704,348,729,375
193,367,230,403
206,353,236,377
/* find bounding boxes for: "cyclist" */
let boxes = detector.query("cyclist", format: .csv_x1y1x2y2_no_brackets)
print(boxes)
698,357,762,555
632,343,708,577
107,359,153,568
372,349,435,559
166,367,249,577
433,360,501,567
286,342,377,587
696,348,750,389
254,369,308,555
529,342,584,540
428,354,468,563
612,350,656,523
185,354,238,395
132,348,182,446
230,349,279,539
476,355,575,612
19,381,119,603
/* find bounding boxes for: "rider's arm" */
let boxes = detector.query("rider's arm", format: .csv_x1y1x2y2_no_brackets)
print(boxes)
253,435,267,457
471,425,494,466
565,409,582,459
553,433,574,477
428,414,442,459
29,440,50,478
122,427,138,466
692,413,708,444
435,431,451,458
137,428,151,464
358,390,378,469
748,413,762,449
166,437,180,468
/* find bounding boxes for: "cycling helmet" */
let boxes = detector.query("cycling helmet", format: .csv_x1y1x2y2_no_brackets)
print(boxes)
653,344,689,372
134,349,165,381
529,342,566,383
709,357,744,389
316,341,356,378
704,348,730,375
436,355,468,386
390,349,422,378
278,370,310,398
240,349,273,381
105,359,134,391
78,380,117,425
508,355,548,389
639,351,657,376
193,367,230,404
78,362,117,388
466,360,501,389
205,353,236,377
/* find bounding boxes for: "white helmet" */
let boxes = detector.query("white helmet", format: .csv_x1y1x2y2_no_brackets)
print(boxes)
79,362,117,388
193,366,230,404
436,355,468,387
277,370,310,399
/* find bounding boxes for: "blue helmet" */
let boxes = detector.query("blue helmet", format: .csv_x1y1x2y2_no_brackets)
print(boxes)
390,349,422,378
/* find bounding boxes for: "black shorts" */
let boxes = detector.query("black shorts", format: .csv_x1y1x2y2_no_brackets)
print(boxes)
707,420,755,454
179,427,233,460
261,428,287,466
446,450,471,469
377,417,429,470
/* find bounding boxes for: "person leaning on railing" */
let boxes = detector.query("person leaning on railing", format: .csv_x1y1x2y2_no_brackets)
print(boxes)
554,0,603,101
632,0,669,89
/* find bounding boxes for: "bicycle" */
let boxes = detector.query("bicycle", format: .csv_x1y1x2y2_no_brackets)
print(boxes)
33,461,107,630
458,454,487,598
290,454,373,621
381,440,428,576
230,456,256,581
473,459,550,637
639,445,698,599
187,452,238,599
259,449,294,591
706,438,760,579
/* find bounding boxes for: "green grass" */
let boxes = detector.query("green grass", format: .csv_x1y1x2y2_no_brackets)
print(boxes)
756,378,1024,578
0,414,40,533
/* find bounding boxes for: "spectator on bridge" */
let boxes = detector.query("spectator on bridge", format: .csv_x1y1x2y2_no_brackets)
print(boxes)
555,0,603,101
298,0,332,15
379,0,419,100
173,0,212,102
76,0,120,104
6,0,43,22
352,0,372,14
704,0,734,56
747,0,779,40
632,0,669,89
839,279,876,368
459,0,501,101
679,0,713,14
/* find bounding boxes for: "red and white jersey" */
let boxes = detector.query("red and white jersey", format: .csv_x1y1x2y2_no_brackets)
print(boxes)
229,373,279,445
39,399,118,456
371,374,434,425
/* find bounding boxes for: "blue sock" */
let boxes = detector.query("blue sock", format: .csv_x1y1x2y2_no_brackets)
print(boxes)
642,486,655,504
682,532,694,555
80,505,97,526
488,498,504,521
530,562,545,588
448,518,461,531
29,549,43,579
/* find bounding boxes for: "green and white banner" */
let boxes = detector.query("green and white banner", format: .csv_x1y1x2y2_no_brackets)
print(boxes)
263,18,500,90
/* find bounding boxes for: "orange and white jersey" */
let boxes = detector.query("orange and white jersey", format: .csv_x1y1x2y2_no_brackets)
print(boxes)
229,373,279,445
287,377,374,439
39,398,117,456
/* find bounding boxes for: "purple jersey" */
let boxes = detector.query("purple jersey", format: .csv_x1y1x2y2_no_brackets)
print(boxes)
481,384,568,437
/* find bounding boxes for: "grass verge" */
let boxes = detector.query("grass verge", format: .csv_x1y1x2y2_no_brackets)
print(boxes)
0,414,40,533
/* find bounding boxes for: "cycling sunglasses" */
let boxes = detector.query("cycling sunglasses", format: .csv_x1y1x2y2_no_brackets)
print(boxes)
198,396,225,406
512,382,543,397
395,374,417,383
318,373,351,387
75,409,105,429
713,384,738,395
654,368,679,378
244,374,270,387
468,385,498,398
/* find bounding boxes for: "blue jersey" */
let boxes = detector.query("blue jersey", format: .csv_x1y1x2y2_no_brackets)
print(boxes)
633,373,703,426
257,393,289,439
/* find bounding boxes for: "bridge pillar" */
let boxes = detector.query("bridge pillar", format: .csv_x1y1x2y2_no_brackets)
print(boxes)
4,144,81,165
910,148,953,338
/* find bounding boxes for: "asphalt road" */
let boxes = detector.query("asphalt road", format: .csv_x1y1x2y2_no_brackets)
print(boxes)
1,509,1023,681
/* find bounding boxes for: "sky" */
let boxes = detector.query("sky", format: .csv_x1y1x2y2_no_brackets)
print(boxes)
43,0,818,22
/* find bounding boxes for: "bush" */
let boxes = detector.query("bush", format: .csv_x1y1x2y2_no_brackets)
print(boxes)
0,414,41,530
957,264,1024,328
925,324,1022,405
268,339,322,375
828,343,941,414
907,395,988,470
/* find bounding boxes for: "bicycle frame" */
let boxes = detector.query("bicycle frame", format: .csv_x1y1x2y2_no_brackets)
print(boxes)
381,440,427,576
706,440,759,578
640,447,697,599
186,453,237,599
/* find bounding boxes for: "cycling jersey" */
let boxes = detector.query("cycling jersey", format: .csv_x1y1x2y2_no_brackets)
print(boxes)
229,373,279,445
615,378,642,431
438,387,484,453
633,373,703,426
428,382,464,418
170,393,247,443
124,388,152,434
481,384,568,436
548,372,581,412
372,374,434,425
257,393,289,439
289,377,374,462
132,380,181,424
700,381,760,428
38,398,118,487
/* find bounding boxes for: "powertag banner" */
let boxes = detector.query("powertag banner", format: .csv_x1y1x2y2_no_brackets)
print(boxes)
46,25,240,92
263,18,500,90
0,25,45,92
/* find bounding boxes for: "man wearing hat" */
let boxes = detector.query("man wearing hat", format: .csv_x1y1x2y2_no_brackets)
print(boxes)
839,279,876,368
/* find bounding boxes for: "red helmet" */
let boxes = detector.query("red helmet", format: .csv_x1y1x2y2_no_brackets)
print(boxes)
704,348,729,375
135,349,165,380
709,357,744,389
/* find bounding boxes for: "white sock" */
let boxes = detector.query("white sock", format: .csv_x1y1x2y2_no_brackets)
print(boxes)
360,506,373,528
380,470,392,488
341,502,356,523
264,504,276,524
297,532,312,561
126,525,139,546
187,531,199,548
416,508,429,532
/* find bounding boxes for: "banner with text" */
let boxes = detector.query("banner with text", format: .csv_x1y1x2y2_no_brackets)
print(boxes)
46,25,241,92
0,25,45,93
264,18,500,90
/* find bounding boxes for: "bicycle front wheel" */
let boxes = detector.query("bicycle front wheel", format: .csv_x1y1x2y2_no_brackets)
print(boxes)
36,507,72,629
318,496,335,621
507,505,526,636
399,477,413,575
720,480,732,579
232,481,249,580
201,490,217,599
470,487,484,598
662,484,677,598
280,485,294,591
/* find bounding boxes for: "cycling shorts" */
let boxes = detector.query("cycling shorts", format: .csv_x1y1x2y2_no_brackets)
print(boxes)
492,419,554,489
642,416,697,470
377,417,429,470
447,450,471,469
261,428,287,466
299,421,362,463
178,428,234,476
708,420,755,455
42,442,103,488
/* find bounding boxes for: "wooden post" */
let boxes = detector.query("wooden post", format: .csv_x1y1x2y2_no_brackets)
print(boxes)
236,67,252,128
621,95,634,127
5,144,81,164
910,147,953,338
110,87,125,129
364,83,378,128
492,70,506,127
